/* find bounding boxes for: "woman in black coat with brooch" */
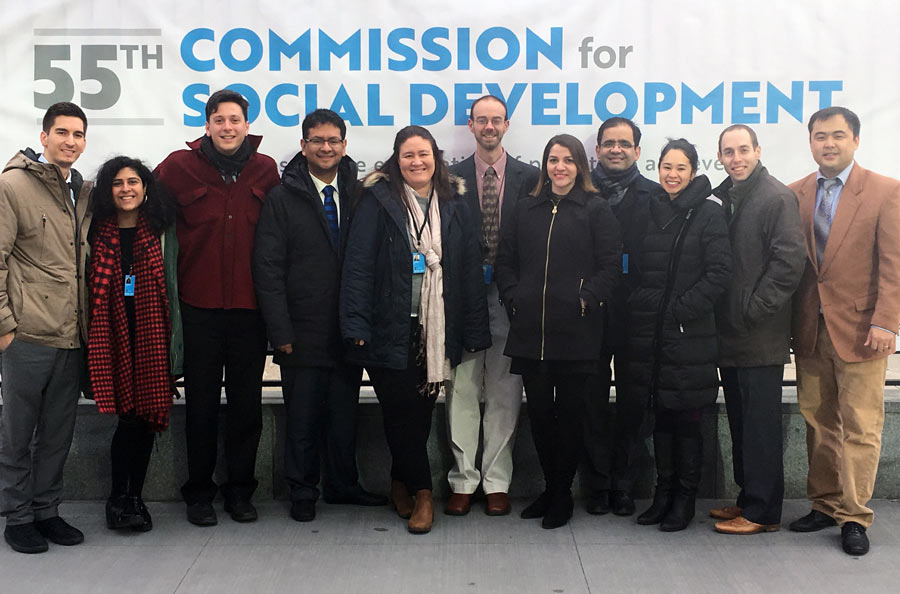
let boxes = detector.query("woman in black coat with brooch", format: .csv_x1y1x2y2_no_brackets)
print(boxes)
624,138,732,532
496,134,621,529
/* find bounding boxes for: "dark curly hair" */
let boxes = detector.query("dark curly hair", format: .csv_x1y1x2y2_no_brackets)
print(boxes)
91,156,176,237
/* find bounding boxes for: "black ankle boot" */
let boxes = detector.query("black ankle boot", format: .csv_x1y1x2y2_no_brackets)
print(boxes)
541,489,574,529
130,497,153,532
520,491,552,519
660,434,702,532
106,494,140,529
637,431,675,525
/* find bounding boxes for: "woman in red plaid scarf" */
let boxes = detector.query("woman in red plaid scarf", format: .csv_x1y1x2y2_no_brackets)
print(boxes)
87,156,182,533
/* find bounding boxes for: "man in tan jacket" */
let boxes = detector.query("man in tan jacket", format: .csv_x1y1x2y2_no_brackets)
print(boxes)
0,102,93,554
788,106,900,556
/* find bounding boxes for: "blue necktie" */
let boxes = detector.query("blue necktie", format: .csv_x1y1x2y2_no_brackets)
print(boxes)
323,184,339,247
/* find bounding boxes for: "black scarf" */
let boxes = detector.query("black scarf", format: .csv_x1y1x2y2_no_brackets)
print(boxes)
591,162,641,208
200,135,253,182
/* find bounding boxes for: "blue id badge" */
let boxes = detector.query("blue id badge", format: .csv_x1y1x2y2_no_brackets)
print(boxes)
412,252,426,274
124,274,135,296
622,253,629,275
482,264,492,285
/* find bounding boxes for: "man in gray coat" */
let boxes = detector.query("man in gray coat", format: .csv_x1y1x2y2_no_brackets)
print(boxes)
0,102,93,553
710,124,806,534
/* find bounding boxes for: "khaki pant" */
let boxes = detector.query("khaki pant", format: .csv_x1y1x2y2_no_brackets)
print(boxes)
795,318,886,528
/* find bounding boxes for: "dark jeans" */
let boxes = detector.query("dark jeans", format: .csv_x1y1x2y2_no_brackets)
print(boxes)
366,323,437,493
523,368,590,495
110,414,155,498
180,303,267,505
582,352,647,495
281,363,364,502
720,365,785,525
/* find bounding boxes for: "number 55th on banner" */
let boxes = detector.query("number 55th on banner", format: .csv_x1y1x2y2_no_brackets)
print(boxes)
33,28,164,123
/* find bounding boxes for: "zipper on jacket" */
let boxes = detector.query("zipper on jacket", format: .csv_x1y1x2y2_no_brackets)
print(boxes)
579,278,585,317
540,201,559,360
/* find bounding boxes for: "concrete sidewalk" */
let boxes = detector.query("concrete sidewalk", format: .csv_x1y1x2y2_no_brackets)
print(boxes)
1,498,897,594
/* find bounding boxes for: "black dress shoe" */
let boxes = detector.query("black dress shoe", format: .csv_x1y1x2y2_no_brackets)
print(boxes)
841,522,869,556
224,500,258,522
4,524,48,554
186,502,218,526
34,516,84,546
290,500,316,522
585,491,610,515
788,510,837,533
611,491,636,516
521,491,552,519
324,488,388,507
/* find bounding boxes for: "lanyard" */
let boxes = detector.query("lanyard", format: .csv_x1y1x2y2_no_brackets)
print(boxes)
412,189,434,248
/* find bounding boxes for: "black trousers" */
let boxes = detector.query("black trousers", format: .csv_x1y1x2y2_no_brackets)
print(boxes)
720,365,785,525
366,323,437,493
180,303,267,505
582,352,647,495
280,363,364,502
522,367,590,495
110,414,155,498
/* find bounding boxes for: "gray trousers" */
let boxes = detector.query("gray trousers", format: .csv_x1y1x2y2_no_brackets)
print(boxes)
0,338,81,525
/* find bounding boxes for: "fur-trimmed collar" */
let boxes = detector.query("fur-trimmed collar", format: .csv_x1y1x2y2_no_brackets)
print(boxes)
362,170,466,195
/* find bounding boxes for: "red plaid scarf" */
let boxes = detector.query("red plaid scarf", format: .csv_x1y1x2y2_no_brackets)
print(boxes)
88,215,173,431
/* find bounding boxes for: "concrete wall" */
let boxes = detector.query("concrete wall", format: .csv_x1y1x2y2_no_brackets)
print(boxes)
11,388,898,502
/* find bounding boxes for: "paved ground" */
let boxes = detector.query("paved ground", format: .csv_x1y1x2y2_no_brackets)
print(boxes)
1,498,898,594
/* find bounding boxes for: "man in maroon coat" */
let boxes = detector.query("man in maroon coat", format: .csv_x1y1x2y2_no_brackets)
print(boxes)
155,89,280,526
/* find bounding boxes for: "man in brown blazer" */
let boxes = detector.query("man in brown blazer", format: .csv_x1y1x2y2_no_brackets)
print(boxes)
788,106,900,556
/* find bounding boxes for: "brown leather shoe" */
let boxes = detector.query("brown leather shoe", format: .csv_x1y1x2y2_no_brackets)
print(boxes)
445,492,472,516
391,480,415,519
709,505,743,520
715,516,780,535
408,490,434,534
485,492,511,516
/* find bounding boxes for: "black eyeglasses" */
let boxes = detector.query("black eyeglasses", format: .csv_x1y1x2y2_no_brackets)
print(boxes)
600,140,634,149
304,137,344,147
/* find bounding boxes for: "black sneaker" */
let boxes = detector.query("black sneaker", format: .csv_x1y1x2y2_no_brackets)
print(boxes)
4,523,48,554
186,502,218,526
224,500,258,523
34,516,84,546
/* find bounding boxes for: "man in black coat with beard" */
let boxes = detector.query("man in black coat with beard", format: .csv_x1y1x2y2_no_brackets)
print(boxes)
253,109,386,523
581,118,660,516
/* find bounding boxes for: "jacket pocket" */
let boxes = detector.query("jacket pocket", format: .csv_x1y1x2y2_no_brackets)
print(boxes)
17,279,74,338
176,187,215,226
854,292,878,312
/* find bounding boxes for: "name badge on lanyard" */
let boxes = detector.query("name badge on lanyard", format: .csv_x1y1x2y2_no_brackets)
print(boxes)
124,274,136,296
412,252,426,274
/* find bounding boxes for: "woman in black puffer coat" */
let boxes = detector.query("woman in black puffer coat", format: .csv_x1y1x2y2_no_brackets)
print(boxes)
624,139,732,532
496,134,621,529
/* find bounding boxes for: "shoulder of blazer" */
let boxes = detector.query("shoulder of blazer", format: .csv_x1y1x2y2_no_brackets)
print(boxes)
789,171,818,204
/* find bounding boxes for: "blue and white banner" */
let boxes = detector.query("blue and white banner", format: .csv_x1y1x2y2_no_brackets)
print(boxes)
2,0,897,183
